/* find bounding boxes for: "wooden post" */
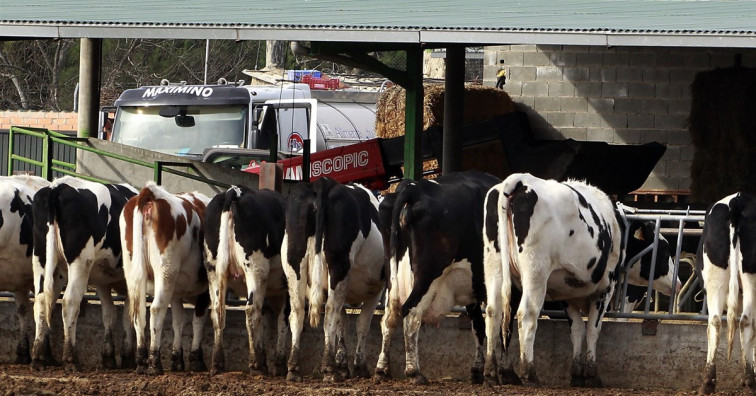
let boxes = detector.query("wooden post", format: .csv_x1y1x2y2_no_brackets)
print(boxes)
259,162,283,192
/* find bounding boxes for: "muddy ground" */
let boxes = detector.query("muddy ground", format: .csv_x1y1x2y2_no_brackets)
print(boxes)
0,364,730,396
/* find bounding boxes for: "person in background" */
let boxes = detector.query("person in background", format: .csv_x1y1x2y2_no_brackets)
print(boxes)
495,59,507,89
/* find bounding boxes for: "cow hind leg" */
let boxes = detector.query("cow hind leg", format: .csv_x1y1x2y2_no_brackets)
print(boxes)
565,303,587,387
60,260,93,373
244,269,269,376
740,274,756,390
516,269,548,386
321,279,349,383
189,293,209,372
206,270,226,375
270,296,289,376
373,294,398,382
582,291,613,388
169,297,186,372
97,286,118,370
468,303,486,384
285,273,307,382
353,290,382,378
335,308,349,379
700,266,728,395
144,277,173,375
31,260,64,369
403,306,428,385
120,296,136,369
13,290,32,364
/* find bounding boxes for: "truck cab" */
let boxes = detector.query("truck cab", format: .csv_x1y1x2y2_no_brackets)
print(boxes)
106,79,376,169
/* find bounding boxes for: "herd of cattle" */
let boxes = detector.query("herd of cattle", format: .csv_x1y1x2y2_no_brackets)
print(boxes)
0,170,750,393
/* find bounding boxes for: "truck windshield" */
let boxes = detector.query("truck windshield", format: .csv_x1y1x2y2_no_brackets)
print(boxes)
111,105,247,156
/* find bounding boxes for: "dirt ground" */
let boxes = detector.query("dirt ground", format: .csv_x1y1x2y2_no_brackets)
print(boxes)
0,364,724,396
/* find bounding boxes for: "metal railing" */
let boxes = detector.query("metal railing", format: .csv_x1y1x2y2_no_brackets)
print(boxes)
8,126,230,190
609,203,707,321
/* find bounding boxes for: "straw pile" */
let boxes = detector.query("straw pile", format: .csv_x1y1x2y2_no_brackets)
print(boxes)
376,84,516,190
376,84,516,138
688,66,756,204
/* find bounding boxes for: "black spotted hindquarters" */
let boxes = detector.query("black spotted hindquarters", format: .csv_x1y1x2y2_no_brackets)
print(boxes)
308,177,340,328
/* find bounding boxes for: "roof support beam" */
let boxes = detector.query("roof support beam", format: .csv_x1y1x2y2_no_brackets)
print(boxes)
403,48,423,180
442,46,465,175
77,38,101,139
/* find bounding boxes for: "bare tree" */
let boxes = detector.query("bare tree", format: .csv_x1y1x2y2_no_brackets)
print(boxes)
265,40,289,70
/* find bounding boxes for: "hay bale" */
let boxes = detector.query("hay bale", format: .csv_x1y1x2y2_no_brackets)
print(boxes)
375,84,515,138
688,66,756,204
375,84,516,189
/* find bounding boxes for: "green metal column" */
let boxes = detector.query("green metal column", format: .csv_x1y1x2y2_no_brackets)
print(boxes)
442,46,465,175
404,48,424,180
77,38,102,138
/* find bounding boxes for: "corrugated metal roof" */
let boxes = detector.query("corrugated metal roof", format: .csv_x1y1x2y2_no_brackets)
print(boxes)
2,0,756,47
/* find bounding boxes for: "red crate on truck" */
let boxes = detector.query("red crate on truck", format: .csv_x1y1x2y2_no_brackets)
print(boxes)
301,75,340,90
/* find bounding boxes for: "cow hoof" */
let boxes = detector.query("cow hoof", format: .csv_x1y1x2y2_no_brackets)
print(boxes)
323,370,345,383
121,354,137,370
570,375,586,387
14,353,32,365
407,372,429,385
148,364,164,376
521,364,540,386
64,362,80,374
286,371,303,382
483,373,500,386
471,368,484,384
499,368,522,386
249,367,267,377
271,361,287,377
698,381,716,395
189,349,206,372
373,367,391,383
136,364,148,375
583,375,603,388
101,353,117,370
352,363,371,379
171,351,185,372
15,343,31,365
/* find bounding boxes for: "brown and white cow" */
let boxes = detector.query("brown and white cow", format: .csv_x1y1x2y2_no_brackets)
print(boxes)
282,177,385,382
31,176,137,371
120,181,210,375
697,192,756,394
203,185,289,375
0,175,49,364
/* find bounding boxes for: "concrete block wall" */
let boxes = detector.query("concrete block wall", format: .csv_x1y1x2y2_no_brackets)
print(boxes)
484,45,756,193
0,110,78,132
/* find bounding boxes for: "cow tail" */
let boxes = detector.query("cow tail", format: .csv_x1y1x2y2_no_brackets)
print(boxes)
128,188,151,329
726,195,744,360
42,190,59,327
499,187,517,346
309,180,331,328
215,188,240,327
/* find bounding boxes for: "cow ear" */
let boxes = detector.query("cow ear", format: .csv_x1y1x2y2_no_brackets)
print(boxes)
633,227,645,241
629,221,644,241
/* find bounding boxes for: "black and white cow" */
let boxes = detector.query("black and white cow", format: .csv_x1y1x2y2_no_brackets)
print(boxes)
282,177,385,382
374,170,501,384
0,175,49,364
204,185,289,375
616,219,682,314
483,173,621,387
31,176,137,371
697,192,756,394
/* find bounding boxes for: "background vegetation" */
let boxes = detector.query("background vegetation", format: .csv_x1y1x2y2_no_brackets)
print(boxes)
0,39,405,111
